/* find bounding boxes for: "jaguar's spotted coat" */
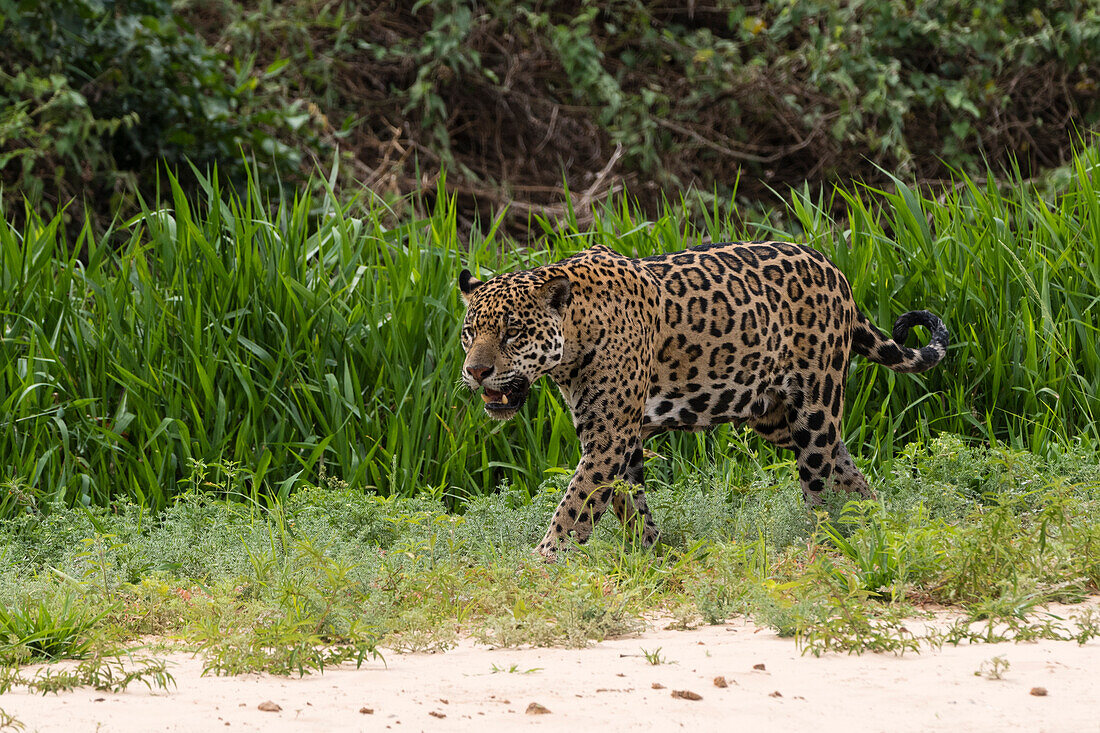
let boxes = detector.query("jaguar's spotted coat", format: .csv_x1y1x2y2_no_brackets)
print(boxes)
458,242,948,558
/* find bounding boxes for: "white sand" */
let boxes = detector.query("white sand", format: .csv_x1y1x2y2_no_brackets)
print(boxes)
2,614,1097,732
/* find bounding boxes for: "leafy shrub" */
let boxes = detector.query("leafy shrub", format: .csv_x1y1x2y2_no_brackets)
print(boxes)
200,0,1100,229
0,0,320,225
5,0,1098,232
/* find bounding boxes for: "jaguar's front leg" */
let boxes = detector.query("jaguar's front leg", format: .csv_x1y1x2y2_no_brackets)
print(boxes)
611,440,659,547
536,434,633,559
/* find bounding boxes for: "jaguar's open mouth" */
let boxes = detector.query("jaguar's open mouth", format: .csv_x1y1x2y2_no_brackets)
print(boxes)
479,378,531,417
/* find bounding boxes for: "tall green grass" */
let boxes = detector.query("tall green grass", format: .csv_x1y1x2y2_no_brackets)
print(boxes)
1,149,1098,516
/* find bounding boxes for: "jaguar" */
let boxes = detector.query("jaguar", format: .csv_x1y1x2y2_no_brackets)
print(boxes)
458,242,948,558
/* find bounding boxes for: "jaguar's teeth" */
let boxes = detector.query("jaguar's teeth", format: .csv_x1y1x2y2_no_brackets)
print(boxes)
481,393,492,403
500,393,509,404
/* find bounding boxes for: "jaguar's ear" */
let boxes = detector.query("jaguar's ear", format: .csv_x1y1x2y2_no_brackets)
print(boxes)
459,269,483,300
540,275,572,316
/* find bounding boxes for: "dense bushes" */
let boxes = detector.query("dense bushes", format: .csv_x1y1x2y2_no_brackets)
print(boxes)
0,0,321,226
2,0,1098,231
184,0,1100,228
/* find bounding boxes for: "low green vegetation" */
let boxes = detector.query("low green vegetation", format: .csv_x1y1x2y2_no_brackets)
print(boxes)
0,435,1097,685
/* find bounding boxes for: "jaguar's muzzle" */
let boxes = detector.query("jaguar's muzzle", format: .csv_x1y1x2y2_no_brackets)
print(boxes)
479,377,531,418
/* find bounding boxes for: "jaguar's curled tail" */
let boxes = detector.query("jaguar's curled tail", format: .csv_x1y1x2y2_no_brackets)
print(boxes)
852,309,949,373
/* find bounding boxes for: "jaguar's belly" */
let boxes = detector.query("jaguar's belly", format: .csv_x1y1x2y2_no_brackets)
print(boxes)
642,381,777,431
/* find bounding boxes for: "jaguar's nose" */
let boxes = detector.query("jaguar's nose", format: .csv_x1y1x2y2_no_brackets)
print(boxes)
465,364,495,383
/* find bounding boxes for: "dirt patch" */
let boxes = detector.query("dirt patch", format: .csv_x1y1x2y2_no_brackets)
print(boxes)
2,614,1098,731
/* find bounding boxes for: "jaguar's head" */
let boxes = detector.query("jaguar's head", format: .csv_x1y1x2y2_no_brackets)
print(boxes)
458,267,573,420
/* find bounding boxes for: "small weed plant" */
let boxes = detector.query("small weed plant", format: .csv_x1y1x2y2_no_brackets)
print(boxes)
0,654,174,695
490,664,541,674
975,656,1010,680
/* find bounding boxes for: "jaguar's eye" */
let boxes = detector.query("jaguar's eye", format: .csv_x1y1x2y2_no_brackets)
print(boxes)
503,327,522,342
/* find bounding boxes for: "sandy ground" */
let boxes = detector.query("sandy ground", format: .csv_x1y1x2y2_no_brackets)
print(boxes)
2,613,1099,733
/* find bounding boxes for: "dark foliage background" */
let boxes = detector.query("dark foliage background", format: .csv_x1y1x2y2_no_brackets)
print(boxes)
2,0,1099,231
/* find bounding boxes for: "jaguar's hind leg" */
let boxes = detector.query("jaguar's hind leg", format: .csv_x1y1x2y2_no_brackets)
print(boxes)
786,398,874,505
768,358,874,505
831,439,872,498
